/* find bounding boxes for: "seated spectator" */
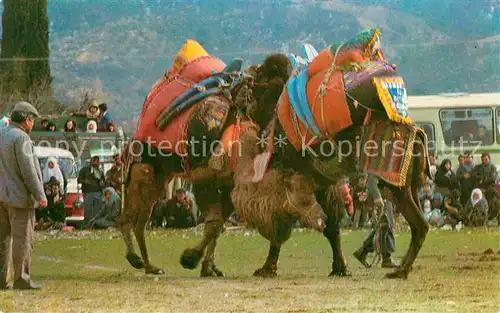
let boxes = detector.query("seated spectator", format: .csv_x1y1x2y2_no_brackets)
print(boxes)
63,119,78,132
86,120,97,133
165,189,196,229
484,185,500,223
98,103,113,131
46,122,57,132
423,192,444,227
36,176,66,229
106,123,116,132
462,188,488,226
151,196,169,228
434,159,459,197
0,116,9,128
442,189,463,228
89,187,120,229
42,157,65,198
472,153,497,190
431,192,443,210
419,183,434,213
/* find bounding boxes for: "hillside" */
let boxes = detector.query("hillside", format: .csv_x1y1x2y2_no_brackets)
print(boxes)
1,0,499,124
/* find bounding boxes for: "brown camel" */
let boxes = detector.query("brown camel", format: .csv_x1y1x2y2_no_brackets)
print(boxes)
240,45,430,279
230,126,327,277
118,54,326,276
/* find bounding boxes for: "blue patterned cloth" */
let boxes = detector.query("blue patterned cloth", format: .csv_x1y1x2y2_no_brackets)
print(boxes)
287,68,322,137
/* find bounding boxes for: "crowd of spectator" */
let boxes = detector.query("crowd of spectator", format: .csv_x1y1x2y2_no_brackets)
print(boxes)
37,150,499,232
421,151,498,228
342,151,499,230
39,101,116,133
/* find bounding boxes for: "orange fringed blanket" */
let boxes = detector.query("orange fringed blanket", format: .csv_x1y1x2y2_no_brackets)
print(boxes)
277,48,353,151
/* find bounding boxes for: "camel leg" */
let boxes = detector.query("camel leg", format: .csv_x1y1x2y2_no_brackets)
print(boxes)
180,203,225,274
118,179,144,269
385,186,428,279
121,163,165,274
134,212,164,275
317,190,350,277
181,184,232,276
253,242,281,278
200,237,224,277
253,214,293,277
120,219,145,269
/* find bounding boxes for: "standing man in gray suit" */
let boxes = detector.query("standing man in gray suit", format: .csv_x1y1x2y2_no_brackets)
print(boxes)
0,101,47,290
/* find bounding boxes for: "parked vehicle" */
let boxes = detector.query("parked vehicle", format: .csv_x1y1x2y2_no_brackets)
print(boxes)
408,92,500,169
34,146,83,218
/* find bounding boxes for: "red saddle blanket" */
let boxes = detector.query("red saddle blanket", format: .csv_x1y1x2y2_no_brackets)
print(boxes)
134,56,226,153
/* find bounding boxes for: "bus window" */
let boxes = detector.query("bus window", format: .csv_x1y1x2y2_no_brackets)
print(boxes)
439,108,493,146
415,122,436,152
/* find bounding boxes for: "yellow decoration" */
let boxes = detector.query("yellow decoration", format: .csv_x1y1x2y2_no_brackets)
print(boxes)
372,76,413,125
171,39,209,74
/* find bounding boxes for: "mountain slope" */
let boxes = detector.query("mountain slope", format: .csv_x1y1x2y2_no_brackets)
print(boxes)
1,0,499,123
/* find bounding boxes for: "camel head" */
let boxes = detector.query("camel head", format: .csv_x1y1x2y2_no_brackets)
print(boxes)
239,53,291,130
283,172,326,232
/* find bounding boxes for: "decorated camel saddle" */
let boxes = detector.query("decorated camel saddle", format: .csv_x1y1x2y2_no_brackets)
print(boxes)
274,28,422,186
131,40,250,169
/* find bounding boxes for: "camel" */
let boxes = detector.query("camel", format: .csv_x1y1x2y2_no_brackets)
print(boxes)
118,54,326,276
235,31,430,279
120,29,429,279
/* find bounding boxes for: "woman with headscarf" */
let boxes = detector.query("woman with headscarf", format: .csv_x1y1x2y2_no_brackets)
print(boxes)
434,158,459,197
463,188,489,227
86,120,97,133
89,187,121,229
86,101,100,120
42,157,65,197
0,116,9,129
423,193,445,227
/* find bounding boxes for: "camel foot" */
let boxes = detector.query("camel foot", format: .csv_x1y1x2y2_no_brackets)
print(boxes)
145,265,165,275
385,268,408,279
253,267,277,278
126,253,145,269
180,248,203,270
200,261,225,277
328,268,352,277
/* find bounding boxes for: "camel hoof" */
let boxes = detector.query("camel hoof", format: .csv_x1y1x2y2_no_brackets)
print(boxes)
200,261,225,277
328,269,352,277
126,253,145,269
180,249,203,270
200,266,225,277
145,266,165,275
385,268,408,279
253,268,277,278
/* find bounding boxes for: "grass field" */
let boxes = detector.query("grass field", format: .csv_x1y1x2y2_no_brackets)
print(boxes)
0,226,499,313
